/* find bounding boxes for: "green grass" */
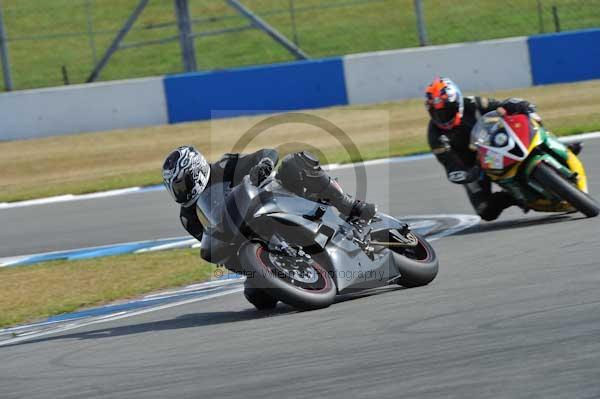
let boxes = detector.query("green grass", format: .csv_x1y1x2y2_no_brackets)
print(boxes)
2,0,599,90
0,249,217,328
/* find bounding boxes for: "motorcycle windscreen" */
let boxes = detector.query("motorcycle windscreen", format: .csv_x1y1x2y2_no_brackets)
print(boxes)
471,111,504,145
471,111,531,171
471,111,504,170
195,182,228,229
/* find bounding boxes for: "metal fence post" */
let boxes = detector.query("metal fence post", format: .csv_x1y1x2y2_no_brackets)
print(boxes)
227,0,309,60
86,0,150,83
85,0,98,65
413,0,428,47
0,1,13,91
174,0,197,72
552,5,561,33
536,0,545,34
288,0,299,46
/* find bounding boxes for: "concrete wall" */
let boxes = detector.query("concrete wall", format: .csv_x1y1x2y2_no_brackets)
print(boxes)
343,37,533,105
0,77,167,140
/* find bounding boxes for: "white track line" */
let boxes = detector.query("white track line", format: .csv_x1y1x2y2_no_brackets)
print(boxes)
0,287,244,347
0,186,161,210
559,131,600,143
0,236,191,268
1,131,598,211
134,239,198,253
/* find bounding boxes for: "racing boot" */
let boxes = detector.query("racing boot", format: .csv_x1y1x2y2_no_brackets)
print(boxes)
476,191,517,221
320,178,377,222
567,141,583,156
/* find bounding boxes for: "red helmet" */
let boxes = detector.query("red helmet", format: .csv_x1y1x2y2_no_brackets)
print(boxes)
425,77,464,130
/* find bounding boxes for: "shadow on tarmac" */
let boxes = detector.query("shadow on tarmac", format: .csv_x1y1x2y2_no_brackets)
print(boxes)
5,307,296,347
5,286,404,347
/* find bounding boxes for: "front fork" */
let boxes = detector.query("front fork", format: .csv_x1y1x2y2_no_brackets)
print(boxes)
524,148,588,196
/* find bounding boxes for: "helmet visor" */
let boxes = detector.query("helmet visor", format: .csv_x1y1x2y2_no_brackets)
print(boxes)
170,173,194,204
429,103,458,127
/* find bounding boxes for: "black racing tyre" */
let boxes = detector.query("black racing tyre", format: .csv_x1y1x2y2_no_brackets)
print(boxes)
389,232,439,288
532,162,599,218
238,243,336,311
243,281,278,310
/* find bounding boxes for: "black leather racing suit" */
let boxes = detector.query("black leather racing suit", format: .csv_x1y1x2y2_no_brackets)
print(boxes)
428,97,534,221
178,149,279,243
179,149,368,247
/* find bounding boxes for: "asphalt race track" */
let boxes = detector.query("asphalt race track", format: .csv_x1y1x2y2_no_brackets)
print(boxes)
1,140,600,398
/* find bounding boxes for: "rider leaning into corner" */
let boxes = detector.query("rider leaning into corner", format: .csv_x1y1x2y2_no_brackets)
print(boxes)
425,77,582,221
161,147,377,306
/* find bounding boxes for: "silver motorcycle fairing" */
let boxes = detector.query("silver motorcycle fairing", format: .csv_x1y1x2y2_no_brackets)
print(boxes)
324,235,397,292
201,176,404,292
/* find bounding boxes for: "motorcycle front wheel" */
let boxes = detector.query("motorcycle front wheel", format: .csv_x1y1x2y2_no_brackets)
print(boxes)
386,232,439,288
238,243,336,310
532,162,599,218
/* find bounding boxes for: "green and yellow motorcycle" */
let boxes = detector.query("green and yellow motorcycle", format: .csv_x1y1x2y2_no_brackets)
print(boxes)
470,111,599,217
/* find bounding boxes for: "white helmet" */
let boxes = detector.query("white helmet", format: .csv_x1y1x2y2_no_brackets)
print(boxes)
162,146,210,206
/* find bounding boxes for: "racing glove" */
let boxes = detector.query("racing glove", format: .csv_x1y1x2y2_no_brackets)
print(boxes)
249,157,275,186
498,101,542,124
497,98,536,116
448,166,481,184
349,200,377,222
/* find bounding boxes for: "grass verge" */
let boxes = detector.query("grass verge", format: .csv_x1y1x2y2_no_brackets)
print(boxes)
1,80,600,203
0,249,216,328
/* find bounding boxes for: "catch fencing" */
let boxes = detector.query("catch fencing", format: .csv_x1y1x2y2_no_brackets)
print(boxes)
0,0,598,91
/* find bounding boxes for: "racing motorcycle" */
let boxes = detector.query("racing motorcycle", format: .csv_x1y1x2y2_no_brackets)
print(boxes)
471,111,599,217
195,176,439,310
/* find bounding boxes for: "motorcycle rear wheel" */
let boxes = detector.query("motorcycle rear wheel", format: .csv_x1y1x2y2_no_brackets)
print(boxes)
532,162,599,218
239,243,336,311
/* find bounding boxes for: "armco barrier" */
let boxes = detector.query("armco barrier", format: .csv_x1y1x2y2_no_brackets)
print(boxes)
343,37,533,105
528,29,600,85
0,77,168,140
164,58,348,123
